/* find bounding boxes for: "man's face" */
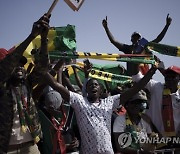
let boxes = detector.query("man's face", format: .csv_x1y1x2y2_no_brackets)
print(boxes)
165,71,180,88
131,35,141,45
12,66,26,80
86,79,101,99
127,99,147,114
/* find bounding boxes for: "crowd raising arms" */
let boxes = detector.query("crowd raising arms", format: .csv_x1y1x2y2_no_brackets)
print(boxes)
0,10,179,154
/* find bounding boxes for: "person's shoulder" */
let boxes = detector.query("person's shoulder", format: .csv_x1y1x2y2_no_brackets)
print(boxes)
70,91,83,99
177,88,180,94
108,94,121,99
70,91,81,96
121,44,132,53
113,114,126,132
114,113,126,122
141,113,151,124
150,80,164,88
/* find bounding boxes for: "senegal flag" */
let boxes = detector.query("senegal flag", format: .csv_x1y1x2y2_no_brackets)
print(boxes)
9,25,76,64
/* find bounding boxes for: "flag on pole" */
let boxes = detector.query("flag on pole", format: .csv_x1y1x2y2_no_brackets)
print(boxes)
147,42,180,57
67,63,132,84
130,37,180,57
67,62,132,90
89,69,132,84
64,0,85,11
9,25,76,64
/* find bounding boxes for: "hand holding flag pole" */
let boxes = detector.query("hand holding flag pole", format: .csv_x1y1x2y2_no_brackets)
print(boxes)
34,0,59,30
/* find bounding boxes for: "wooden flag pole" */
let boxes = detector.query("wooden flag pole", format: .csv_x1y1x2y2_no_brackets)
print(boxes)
47,0,59,16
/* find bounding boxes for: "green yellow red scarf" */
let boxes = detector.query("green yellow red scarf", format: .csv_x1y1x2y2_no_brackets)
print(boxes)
12,85,41,143
125,113,141,149
161,86,179,137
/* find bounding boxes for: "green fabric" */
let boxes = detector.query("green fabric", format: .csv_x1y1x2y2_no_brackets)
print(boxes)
38,105,70,154
69,63,131,90
50,25,76,52
92,63,127,75
38,110,55,154
125,125,140,149
116,57,155,64
147,42,180,57
125,114,140,149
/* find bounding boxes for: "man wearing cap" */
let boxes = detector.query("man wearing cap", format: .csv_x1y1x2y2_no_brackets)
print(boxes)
102,14,172,75
0,14,50,154
39,89,65,154
39,89,79,154
113,90,157,154
132,64,180,145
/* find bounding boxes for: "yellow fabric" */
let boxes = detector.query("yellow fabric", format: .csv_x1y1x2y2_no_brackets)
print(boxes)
67,63,132,83
16,28,57,66
177,47,180,57
21,125,27,133
163,88,171,95
34,136,40,144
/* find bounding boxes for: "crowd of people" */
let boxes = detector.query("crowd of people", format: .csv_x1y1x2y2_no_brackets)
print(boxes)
0,12,179,154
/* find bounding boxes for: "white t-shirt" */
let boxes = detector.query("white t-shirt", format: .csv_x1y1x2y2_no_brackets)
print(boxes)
132,72,180,135
69,91,120,154
113,114,152,135
113,114,152,150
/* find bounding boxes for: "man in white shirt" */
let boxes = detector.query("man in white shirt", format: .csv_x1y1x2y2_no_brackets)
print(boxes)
132,65,180,138
43,63,158,154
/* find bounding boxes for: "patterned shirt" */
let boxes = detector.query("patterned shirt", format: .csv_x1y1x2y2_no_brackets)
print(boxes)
69,92,120,154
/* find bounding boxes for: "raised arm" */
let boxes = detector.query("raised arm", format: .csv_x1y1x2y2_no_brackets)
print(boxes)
44,72,70,102
120,65,158,105
0,14,50,83
62,68,76,92
151,14,172,43
32,59,65,101
154,55,166,76
37,14,51,68
55,59,65,84
72,65,83,90
102,16,125,51
28,14,50,87
81,59,93,96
